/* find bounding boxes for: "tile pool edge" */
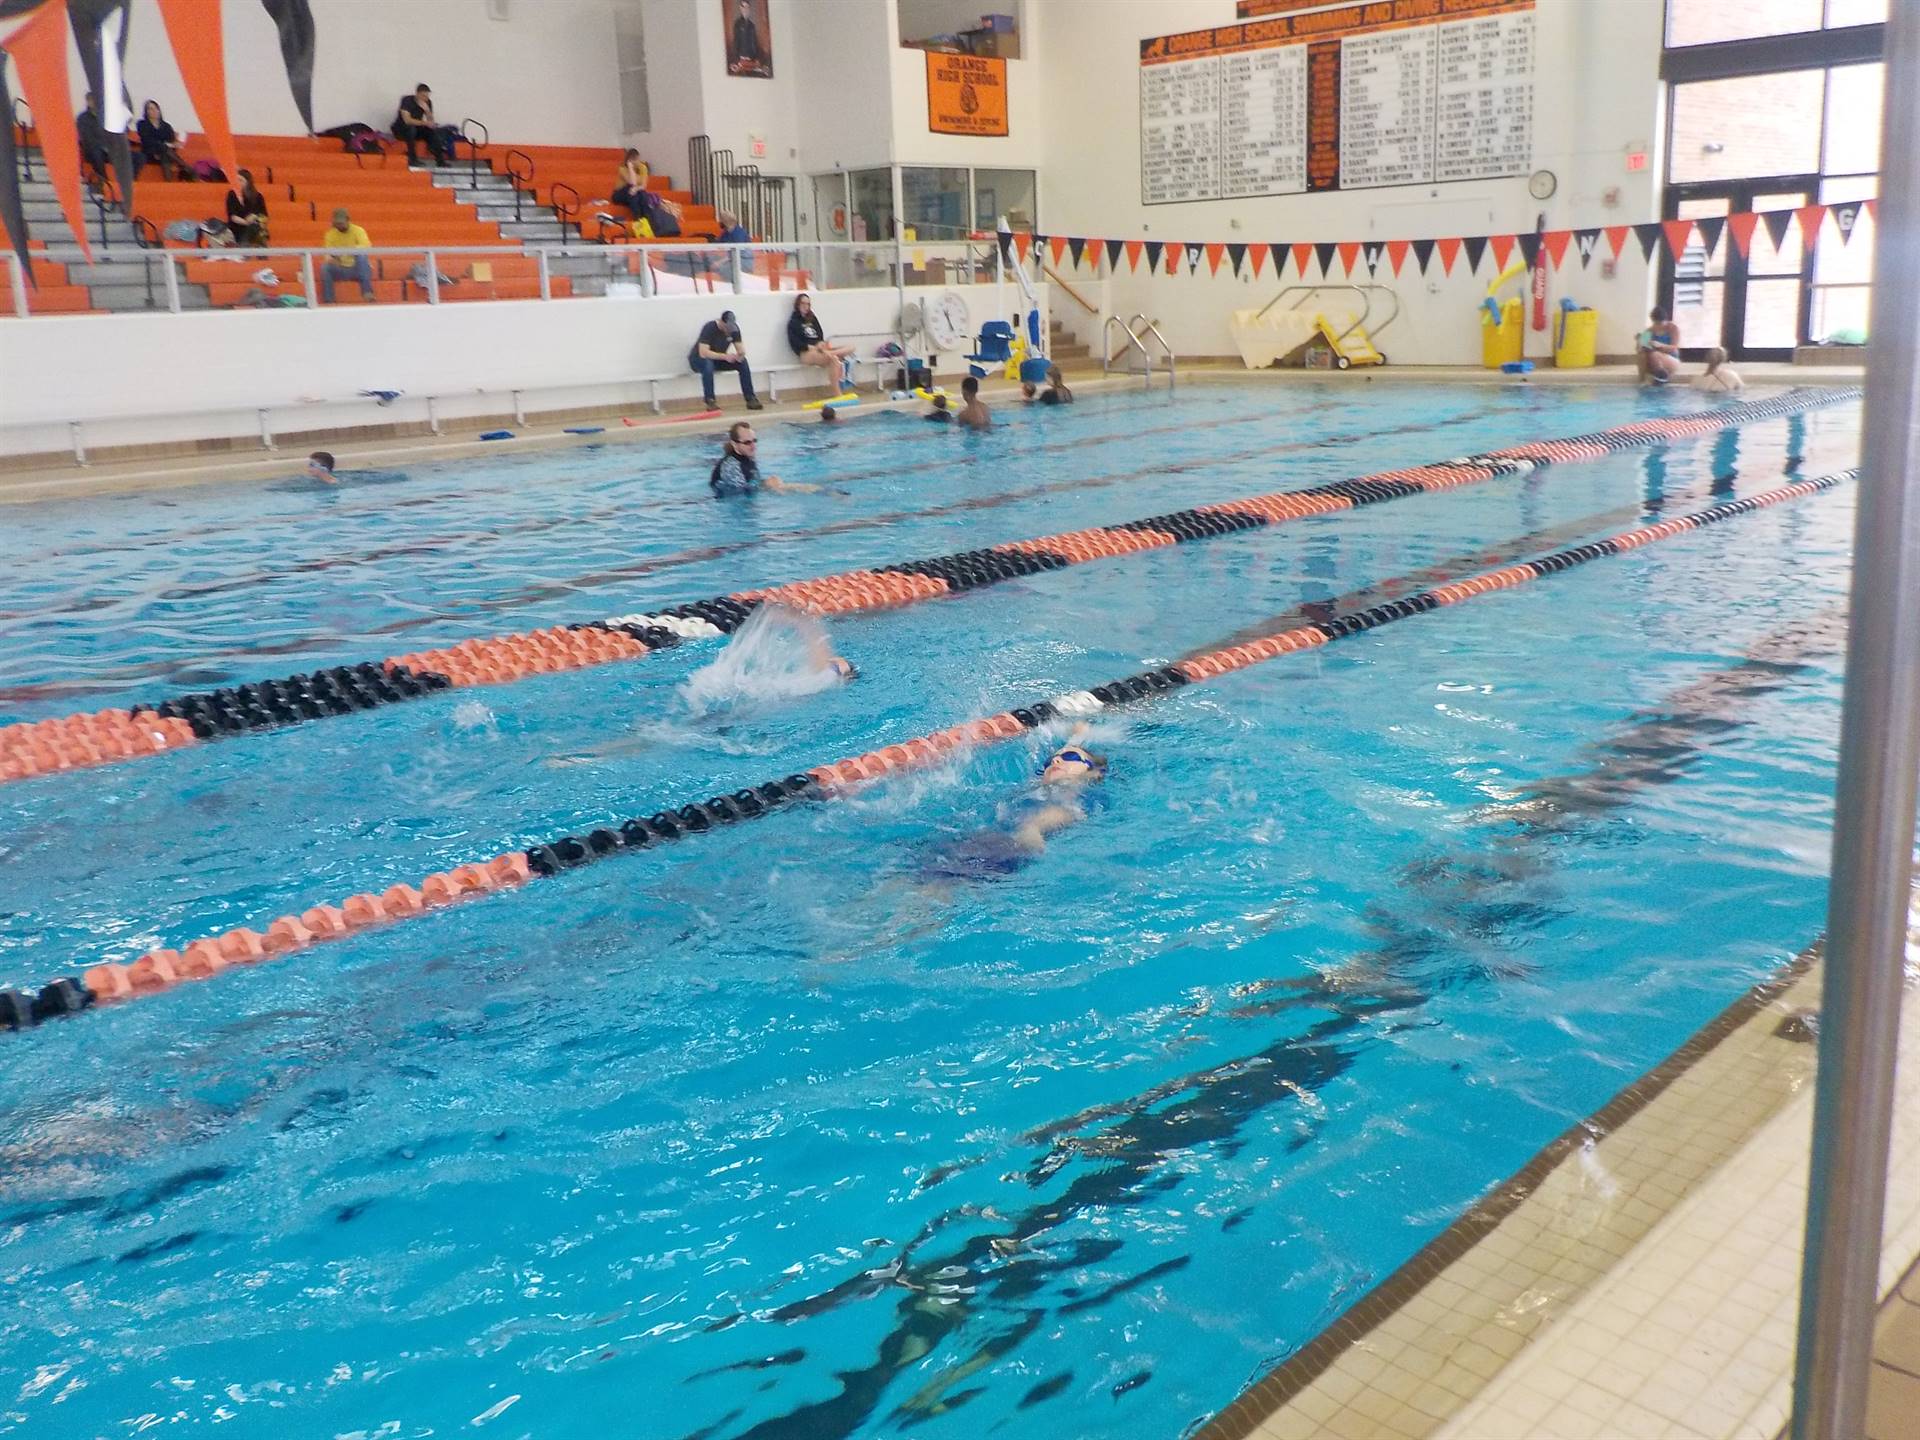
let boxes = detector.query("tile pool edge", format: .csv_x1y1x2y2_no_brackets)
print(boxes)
1196,932,1829,1440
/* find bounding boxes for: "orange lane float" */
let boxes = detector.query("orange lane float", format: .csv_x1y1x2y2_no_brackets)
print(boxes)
1,466,1854,1034
0,387,1859,792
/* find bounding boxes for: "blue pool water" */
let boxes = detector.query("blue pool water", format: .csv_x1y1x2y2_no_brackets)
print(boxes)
0,382,1861,1438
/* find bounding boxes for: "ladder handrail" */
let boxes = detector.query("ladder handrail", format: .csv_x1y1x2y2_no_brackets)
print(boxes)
1103,314,1153,383
1127,313,1176,392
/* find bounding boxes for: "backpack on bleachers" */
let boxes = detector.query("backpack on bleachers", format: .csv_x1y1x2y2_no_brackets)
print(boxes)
320,122,387,156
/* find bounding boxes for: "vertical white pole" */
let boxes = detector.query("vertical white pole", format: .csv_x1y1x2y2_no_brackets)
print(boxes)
1791,4,1920,1435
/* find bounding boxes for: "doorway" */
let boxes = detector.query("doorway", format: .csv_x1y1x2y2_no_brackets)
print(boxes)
1660,178,1816,362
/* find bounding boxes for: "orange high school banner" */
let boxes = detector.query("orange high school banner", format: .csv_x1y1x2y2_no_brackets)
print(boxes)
927,53,1008,137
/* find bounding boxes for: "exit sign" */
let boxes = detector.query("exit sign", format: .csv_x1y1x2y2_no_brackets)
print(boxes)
1625,150,1649,172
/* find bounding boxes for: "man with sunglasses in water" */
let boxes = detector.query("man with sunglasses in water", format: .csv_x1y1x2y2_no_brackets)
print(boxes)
921,726,1110,880
709,421,820,497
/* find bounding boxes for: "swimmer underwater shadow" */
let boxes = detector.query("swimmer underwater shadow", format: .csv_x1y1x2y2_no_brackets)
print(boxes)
683,604,1848,1439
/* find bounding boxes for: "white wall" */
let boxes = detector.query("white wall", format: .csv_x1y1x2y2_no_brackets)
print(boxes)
632,0,709,177
0,279,1033,457
41,0,638,146
792,0,898,175
1032,0,1665,363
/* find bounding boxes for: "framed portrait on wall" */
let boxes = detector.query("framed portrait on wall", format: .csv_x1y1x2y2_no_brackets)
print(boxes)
724,0,772,78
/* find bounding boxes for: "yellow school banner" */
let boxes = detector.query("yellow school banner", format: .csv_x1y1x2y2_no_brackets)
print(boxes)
926,53,1008,137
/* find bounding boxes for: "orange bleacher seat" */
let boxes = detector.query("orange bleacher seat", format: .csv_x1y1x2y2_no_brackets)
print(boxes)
23,283,95,314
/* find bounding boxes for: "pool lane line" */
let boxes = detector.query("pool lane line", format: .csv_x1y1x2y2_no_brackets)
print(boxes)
0,399,1521,709
0,465,1853,1035
0,387,1859,789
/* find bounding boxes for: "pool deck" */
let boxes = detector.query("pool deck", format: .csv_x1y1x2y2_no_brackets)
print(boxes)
1198,905,1920,1440
0,360,1864,507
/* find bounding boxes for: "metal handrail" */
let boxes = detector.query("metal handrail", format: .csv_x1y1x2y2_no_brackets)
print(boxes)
1127,313,1176,391
12,97,30,182
1103,313,1152,384
550,181,581,235
460,117,489,187
503,148,533,223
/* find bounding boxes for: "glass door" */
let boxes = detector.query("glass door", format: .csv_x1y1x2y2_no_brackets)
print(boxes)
1661,177,1816,362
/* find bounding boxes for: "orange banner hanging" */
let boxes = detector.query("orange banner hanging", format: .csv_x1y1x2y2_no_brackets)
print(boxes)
154,0,244,192
926,52,1008,137
2,0,91,263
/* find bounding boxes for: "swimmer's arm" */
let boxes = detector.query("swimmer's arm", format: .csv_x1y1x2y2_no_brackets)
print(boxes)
763,475,820,493
1011,803,1081,852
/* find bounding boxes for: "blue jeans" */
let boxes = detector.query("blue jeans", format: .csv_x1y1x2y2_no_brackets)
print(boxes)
321,255,374,302
690,355,756,405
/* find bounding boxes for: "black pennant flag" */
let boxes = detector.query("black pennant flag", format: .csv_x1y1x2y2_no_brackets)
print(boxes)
1516,232,1542,269
1104,237,1124,271
1313,240,1338,276
1760,208,1793,252
997,230,1013,265
1632,222,1662,261
1067,236,1086,268
1410,237,1435,274
1274,241,1292,275
1143,239,1165,272
1226,241,1247,275
1184,241,1204,272
1032,233,1049,262
1831,202,1863,244
1362,240,1385,275
1693,215,1725,257
1574,228,1600,268
1461,235,1488,273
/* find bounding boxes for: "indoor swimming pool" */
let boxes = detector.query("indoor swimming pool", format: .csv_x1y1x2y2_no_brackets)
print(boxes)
0,381,1865,1438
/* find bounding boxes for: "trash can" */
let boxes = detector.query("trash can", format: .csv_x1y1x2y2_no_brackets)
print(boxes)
1481,298,1523,368
1554,306,1598,368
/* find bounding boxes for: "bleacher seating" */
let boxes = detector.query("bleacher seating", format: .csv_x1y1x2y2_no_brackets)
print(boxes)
7,126,779,315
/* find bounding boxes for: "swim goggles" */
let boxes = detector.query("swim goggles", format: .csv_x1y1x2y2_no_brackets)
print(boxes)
1045,746,1105,775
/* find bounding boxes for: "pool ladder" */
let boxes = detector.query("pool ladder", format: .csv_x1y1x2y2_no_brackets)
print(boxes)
1103,313,1176,391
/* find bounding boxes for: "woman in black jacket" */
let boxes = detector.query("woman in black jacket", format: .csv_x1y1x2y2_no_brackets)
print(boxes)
225,169,269,246
135,101,187,180
787,293,855,391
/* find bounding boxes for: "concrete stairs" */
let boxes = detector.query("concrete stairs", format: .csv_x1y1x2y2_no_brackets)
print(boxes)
7,166,214,314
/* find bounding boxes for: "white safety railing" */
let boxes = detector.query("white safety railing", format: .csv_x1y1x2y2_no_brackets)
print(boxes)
0,237,1007,318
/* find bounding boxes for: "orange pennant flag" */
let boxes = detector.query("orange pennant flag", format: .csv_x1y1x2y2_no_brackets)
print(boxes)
1336,240,1361,276
1385,239,1410,276
1541,230,1572,270
1048,235,1067,268
1204,242,1225,276
1291,242,1315,277
1435,235,1462,275
154,0,245,196
1124,239,1144,273
1796,204,1828,249
1249,243,1269,279
1013,231,1032,262
1661,218,1694,261
1488,234,1516,272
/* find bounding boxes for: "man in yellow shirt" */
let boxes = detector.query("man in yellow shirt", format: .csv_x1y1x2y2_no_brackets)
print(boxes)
320,207,374,303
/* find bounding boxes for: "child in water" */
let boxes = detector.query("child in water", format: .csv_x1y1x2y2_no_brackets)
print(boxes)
920,727,1109,880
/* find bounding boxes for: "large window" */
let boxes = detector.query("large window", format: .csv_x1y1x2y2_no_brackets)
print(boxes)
1662,11,1883,354
1666,0,1885,48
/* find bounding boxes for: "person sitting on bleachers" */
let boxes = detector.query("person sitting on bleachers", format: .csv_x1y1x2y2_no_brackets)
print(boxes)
225,170,269,246
320,207,374,303
393,84,456,167
76,92,110,189
613,153,682,237
134,101,188,181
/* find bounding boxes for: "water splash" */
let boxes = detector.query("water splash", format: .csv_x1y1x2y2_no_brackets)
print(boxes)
677,606,844,718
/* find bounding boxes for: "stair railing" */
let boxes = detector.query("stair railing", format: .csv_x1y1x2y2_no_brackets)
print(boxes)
687,134,715,207
460,117,490,187
550,181,581,237
12,97,30,182
504,149,534,223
